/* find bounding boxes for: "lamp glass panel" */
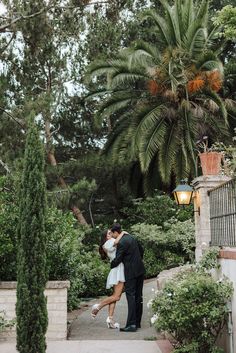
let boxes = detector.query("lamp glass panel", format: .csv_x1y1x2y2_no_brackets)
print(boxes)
175,191,192,205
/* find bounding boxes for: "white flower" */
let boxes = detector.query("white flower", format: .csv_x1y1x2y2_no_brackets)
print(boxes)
151,287,155,292
167,292,172,297
147,299,154,308
150,314,158,324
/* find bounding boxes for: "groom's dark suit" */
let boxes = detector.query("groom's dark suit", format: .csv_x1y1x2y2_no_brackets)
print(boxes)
111,233,145,328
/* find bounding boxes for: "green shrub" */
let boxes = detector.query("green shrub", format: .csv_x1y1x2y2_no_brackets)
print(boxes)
122,193,193,228
0,179,109,310
77,251,110,298
0,177,18,280
151,250,233,353
131,220,195,278
0,311,15,333
45,208,109,310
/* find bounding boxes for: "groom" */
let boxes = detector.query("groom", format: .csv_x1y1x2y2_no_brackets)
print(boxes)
110,223,145,332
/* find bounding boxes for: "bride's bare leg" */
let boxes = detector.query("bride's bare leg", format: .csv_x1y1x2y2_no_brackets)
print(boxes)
108,302,116,318
96,282,124,312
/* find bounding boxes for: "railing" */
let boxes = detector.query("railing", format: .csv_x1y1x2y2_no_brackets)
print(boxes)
208,178,236,246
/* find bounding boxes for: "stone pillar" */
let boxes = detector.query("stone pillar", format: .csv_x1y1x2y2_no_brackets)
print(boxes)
192,175,231,262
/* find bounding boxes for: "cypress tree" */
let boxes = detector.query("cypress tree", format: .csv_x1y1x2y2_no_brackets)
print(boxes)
16,117,48,353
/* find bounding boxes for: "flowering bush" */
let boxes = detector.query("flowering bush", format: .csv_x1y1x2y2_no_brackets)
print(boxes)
151,250,233,353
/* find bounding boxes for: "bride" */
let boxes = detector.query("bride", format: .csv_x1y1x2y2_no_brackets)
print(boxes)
91,229,126,328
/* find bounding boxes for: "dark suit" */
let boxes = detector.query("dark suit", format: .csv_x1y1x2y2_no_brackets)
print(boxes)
111,233,145,327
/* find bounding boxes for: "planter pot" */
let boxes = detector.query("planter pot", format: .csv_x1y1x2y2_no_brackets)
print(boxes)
199,152,222,175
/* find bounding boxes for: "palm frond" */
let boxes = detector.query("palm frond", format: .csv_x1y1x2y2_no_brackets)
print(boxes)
135,105,167,172
111,72,147,88
87,61,117,79
179,0,194,38
196,51,223,73
103,112,134,161
95,94,134,123
184,21,207,55
85,88,111,100
189,28,208,57
127,41,161,69
203,90,228,125
141,10,172,47
197,0,209,26
158,122,179,183
160,0,181,46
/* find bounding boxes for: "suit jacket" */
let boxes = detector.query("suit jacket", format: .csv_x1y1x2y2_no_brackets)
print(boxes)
111,233,145,280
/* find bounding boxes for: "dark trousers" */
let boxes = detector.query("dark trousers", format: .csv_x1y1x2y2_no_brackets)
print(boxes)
125,274,144,327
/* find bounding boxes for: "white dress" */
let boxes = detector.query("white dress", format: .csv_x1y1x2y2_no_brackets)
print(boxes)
103,238,125,289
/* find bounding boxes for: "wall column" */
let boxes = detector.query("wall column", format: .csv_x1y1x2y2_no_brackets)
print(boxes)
192,175,231,262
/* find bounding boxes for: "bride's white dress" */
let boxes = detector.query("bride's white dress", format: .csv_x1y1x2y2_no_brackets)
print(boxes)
103,238,125,289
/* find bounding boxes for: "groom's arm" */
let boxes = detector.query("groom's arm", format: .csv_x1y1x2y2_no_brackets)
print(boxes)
110,242,126,268
137,240,144,258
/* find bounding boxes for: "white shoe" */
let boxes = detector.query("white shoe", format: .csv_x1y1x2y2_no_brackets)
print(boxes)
106,317,120,329
91,304,100,318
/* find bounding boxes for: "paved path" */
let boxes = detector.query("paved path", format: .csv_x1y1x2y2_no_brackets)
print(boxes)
68,278,161,341
1,340,161,353
0,279,163,353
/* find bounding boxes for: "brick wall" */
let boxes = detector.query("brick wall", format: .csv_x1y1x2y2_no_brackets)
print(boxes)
0,281,70,341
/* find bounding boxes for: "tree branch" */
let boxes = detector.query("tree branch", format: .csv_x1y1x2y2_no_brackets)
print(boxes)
0,106,26,130
0,3,57,32
0,159,11,174
0,33,16,54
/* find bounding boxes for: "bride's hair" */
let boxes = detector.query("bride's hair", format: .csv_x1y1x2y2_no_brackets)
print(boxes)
99,230,108,260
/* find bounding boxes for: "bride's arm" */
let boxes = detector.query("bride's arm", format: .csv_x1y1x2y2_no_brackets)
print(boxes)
114,231,128,245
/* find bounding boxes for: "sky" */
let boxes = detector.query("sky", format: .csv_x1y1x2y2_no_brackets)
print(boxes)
0,3,6,15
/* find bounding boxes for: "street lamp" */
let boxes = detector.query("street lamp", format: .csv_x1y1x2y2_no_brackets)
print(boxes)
173,179,193,206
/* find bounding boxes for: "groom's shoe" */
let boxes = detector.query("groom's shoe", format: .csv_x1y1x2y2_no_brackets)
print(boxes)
120,325,137,332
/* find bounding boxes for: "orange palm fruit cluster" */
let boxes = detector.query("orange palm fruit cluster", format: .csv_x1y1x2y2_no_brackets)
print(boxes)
147,80,160,96
187,75,205,94
187,70,223,94
205,70,222,92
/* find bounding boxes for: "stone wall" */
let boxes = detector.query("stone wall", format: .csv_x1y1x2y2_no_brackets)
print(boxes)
217,249,236,353
0,281,70,341
192,175,231,261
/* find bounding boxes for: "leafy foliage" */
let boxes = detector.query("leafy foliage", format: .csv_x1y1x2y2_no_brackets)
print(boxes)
0,311,15,333
131,220,195,278
121,193,193,228
0,176,109,310
152,249,233,353
0,176,18,280
214,5,236,40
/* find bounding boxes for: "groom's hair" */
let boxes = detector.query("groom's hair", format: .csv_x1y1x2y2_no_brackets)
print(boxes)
111,223,121,233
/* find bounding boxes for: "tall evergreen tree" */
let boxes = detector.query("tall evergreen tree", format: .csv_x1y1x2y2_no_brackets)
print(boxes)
16,116,48,353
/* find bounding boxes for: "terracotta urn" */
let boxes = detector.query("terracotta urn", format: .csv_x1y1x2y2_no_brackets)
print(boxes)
199,152,222,175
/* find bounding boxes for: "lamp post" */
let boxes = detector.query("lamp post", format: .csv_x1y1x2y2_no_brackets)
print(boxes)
173,179,193,206
173,179,200,215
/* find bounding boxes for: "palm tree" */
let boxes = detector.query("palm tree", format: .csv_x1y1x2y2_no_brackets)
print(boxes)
87,0,232,188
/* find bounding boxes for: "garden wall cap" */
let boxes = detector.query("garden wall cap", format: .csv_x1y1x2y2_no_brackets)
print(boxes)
0,281,70,289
